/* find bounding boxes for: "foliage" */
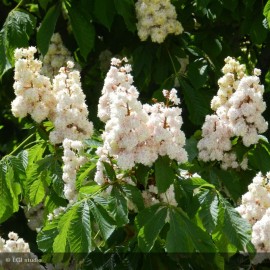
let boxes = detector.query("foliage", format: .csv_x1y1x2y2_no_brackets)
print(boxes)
0,0,270,269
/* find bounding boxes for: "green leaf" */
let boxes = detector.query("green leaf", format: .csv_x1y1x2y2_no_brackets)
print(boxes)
37,220,59,253
249,15,268,44
198,189,219,233
165,209,193,252
109,187,129,226
264,0,270,28
219,195,252,251
5,165,20,209
248,141,270,174
93,0,116,30
29,170,48,205
135,203,163,229
135,164,149,187
166,208,216,253
68,200,92,256
121,184,145,211
66,1,95,60
37,3,61,56
79,184,101,195
0,30,11,79
0,164,13,222
213,168,242,202
138,206,167,252
179,79,210,125
77,162,96,190
185,137,199,162
187,60,208,90
89,199,116,241
4,10,37,64
114,0,136,32
155,156,175,193
53,204,80,254
38,0,51,10
103,161,116,180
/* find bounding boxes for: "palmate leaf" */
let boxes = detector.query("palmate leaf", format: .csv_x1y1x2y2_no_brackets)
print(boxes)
37,219,59,253
219,195,253,252
197,189,219,233
68,200,92,257
248,140,270,174
114,0,136,32
155,156,175,193
109,186,129,226
0,163,17,222
89,198,116,241
165,208,216,253
3,9,36,64
138,206,167,252
121,183,145,211
52,204,80,262
37,3,61,56
93,0,116,30
65,0,95,60
29,170,48,205
179,78,210,125
0,29,11,79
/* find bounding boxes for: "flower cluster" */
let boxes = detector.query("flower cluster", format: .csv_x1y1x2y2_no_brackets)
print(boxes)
49,61,93,144
62,139,87,202
0,232,44,270
198,57,268,169
135,0,183,43
95,58,187,184
11,47,55,123
12,48,93,146
236,172,270,264
40,33,77,79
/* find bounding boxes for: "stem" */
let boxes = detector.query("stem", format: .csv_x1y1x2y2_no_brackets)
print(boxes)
14,0,25,10
167,48,178,77
6,133,35,157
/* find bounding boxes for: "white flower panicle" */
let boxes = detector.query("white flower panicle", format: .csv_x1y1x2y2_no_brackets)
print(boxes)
211,57,246,111
135,0,183,43
11,47,56,123
95,58,187,184
198,57,268,169
40,33,78,79
236,172,270,264
62,139,87,202
49,61,93,144
0,232,44,270
97,57,135,122
198,115,233,163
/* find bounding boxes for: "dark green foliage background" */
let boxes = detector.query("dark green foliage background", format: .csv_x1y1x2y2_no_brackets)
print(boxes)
1,0,270,269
